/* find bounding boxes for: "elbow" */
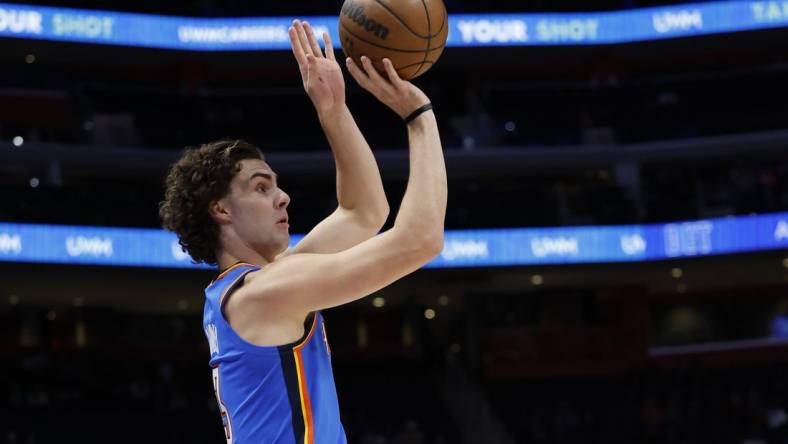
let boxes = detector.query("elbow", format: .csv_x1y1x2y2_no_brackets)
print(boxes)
373,203,391,229
400,227,444,260
359,203,390,232
424,232,444,259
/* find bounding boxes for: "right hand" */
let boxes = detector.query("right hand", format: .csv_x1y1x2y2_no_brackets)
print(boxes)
345,56,430,120
289,20,345,117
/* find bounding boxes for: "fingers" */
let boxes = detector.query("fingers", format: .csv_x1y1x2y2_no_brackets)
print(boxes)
347,56,427,118
323,32,335,61
288,23,307,67
304,54,316,88
294,20,314,58
302,22,324,59
345,57,372,90
360,56,387,85
361,56,397,97
382,58,405,89
346,55,399,103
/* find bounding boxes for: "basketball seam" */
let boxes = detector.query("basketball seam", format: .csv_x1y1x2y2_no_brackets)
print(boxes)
372,0,446,39
414,1,448,77
415,0,431,78
413,9,446,77
340,22,446,53
397,60,435,70
434,3,448,37
396,60,434,78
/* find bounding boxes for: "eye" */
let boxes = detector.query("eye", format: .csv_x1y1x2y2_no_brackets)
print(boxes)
256,184,268,193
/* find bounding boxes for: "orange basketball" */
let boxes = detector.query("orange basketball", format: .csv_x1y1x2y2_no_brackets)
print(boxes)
339,0,449,80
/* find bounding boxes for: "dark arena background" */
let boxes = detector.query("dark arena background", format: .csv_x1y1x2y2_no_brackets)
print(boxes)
2,0,788,443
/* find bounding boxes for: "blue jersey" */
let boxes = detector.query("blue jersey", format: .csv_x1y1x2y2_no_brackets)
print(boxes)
203,262,347,444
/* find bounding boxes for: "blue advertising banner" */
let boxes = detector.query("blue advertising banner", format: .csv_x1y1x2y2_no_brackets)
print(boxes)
0,212,786,269
0,1,785,51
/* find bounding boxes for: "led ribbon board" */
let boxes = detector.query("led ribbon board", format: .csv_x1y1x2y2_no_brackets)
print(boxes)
0,212,786,269
0,1,786,50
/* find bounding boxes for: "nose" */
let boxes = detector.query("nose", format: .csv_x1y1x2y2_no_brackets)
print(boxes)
277,189,290,209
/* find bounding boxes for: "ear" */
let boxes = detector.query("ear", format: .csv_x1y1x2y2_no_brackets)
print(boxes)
209,198,232,225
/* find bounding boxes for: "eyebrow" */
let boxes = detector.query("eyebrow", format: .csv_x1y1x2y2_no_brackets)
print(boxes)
248,172,278,183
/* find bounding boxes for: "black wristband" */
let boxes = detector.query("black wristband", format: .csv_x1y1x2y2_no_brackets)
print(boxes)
404,103,433,125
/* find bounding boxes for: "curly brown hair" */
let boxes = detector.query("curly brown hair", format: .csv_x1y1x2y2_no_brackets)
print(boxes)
159,139,265,265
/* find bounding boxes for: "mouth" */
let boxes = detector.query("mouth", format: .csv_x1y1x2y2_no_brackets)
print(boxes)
276,215,289,225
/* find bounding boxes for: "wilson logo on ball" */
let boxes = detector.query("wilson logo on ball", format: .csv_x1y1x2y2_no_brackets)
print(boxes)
339,0,448,80
341,0,390,40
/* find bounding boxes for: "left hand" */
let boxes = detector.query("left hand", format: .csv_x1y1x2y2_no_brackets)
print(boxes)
289,20,345,115
346,56,430,120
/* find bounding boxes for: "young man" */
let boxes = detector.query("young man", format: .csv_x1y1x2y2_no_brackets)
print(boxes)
159,20,446,444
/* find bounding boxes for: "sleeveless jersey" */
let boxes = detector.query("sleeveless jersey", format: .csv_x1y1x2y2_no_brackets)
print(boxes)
202,262,347,444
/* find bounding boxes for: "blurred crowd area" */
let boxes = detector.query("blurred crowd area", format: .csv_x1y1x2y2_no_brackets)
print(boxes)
3,57,787,152
475,288,788,443
3,351,456,444
2,0,787,231
487,364,788,444
1,157,786,233
477,288,788,347
2,2,787,443
4,283,788,444
10,349,788,444
9,0,723,16
1,303,457,444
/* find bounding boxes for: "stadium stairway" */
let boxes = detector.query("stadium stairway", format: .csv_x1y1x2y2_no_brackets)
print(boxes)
436,357,516,444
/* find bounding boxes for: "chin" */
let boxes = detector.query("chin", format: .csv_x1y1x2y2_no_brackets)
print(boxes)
276,235,291,254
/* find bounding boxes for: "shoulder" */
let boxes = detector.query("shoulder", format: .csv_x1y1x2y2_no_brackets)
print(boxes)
223,264,313,346
225,260,309,320
208,264,257,299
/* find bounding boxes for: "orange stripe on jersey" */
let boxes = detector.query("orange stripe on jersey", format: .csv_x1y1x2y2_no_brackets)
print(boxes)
211,262,255,285
291,314,318,444
216,267,256,309
294,313,318,350
293,348,315,444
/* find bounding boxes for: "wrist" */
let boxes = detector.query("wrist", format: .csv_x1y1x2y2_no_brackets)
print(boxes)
406,109,435,132
317,103,350,124
403,103,433,125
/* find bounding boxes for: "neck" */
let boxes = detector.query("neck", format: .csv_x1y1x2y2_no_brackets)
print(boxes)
216,231,274,271
216,250,268,272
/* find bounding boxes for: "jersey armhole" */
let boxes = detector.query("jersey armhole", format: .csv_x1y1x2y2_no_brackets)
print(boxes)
213,267,318,352
218,269,254,322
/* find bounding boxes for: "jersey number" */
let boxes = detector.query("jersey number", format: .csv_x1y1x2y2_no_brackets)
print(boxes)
212,367,233,443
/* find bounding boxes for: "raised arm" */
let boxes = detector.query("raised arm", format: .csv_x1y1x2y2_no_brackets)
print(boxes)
281,20,389,257
230,57,446,320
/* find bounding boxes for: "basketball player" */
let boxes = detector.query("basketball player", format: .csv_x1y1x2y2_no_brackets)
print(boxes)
159,20,446,444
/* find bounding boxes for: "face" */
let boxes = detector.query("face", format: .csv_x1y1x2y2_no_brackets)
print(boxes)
217,159,291,259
